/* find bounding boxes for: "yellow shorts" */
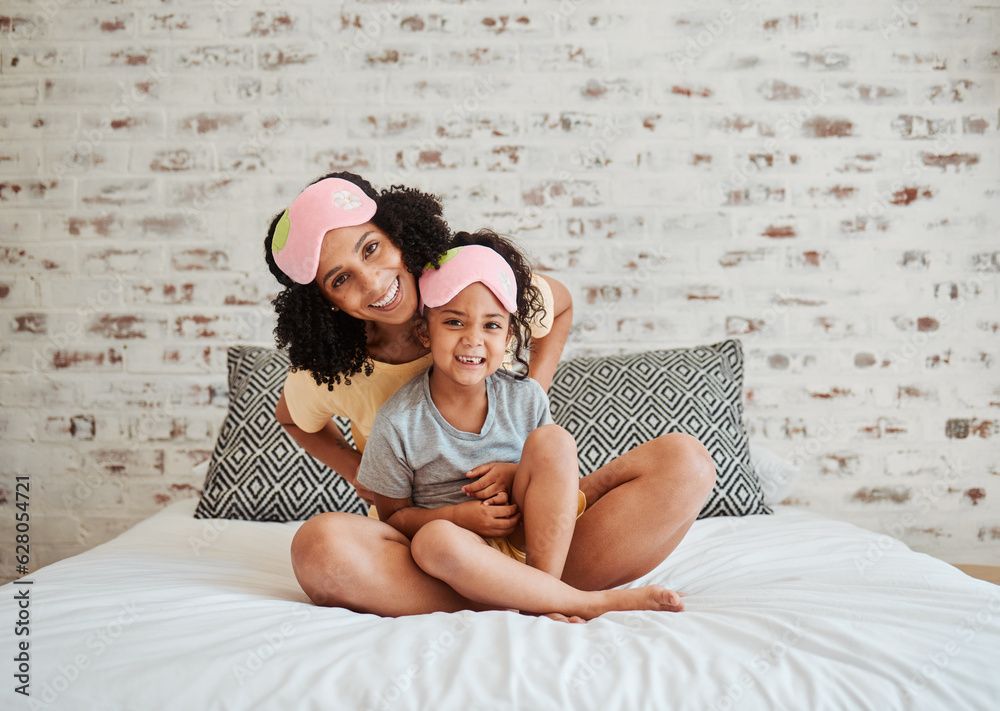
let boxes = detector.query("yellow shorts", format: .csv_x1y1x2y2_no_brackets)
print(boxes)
369,490,588,566
484,490,588,565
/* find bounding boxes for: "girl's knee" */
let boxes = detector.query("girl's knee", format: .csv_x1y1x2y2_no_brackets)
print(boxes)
410,519,468,577
524,424,578,467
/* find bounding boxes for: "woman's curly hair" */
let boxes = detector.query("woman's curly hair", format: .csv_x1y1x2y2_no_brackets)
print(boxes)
264,171,451,388
441,229,546,379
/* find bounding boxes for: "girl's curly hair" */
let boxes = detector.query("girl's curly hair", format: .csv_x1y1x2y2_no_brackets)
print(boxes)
264,171,451,388
441,229,546,379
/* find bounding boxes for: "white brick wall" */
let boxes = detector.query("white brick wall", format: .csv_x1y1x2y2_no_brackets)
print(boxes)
1,0,998,581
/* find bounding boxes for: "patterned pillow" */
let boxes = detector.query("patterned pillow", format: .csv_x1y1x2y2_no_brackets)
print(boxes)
194,346,367,521
548,339,770,518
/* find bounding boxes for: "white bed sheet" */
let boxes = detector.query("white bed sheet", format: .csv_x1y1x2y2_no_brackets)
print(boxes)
2,500,998,711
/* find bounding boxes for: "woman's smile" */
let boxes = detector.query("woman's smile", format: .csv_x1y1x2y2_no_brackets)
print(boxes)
313,222,419,324
370,276,401,310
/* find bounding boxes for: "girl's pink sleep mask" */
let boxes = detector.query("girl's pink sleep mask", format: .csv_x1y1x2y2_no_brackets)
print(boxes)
419,245,517,314
271,178,377,285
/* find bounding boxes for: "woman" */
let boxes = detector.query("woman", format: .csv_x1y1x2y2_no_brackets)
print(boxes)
268,171,716,616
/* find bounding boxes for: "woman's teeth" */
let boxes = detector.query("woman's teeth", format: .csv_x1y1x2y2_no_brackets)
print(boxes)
371,277,399,308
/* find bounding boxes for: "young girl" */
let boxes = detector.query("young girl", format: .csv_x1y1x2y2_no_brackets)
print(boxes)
357,238,684,619
270,172,716,617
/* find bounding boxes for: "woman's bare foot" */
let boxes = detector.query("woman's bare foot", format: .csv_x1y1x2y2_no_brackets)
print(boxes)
579,585,684,620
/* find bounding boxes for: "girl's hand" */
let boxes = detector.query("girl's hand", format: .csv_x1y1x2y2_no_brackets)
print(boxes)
462,462,518,502
453,497,520,538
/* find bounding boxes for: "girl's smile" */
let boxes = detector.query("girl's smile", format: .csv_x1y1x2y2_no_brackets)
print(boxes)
420,282,512,393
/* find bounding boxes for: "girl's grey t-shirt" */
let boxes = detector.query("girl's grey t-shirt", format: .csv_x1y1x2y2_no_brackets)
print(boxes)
357,369,552,509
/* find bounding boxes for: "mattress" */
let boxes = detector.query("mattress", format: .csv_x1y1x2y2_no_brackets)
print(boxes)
2,500,998,710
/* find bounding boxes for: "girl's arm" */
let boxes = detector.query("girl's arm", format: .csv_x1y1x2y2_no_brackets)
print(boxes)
274,389,373,504
528,274,573,391
375,492,521,540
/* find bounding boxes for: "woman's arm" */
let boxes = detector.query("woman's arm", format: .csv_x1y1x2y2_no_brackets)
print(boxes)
274,389,373,504
528,274,573,391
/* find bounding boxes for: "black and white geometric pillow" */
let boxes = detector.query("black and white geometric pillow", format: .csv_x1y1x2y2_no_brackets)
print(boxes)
548,339,770,519
194,346,366,521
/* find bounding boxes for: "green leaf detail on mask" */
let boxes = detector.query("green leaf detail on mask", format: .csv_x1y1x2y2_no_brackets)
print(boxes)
272,210,291,252
425,247,460,271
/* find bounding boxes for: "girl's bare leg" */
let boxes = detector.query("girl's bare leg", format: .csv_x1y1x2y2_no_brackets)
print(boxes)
290,432,716,615
508,424,580,578
410,519,683,619
562,432,717,591
290,513,490,616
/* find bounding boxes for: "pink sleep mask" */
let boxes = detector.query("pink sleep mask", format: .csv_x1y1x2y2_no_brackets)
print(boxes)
271,177,377,285
419,245,517,314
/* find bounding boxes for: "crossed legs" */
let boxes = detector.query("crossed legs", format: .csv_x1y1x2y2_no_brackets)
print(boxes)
290,431,716,616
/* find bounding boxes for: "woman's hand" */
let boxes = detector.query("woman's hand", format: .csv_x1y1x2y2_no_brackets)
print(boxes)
452,495,520,538
462,462,518,502
527,275,572,391
350,475,376,507
336,460,376,507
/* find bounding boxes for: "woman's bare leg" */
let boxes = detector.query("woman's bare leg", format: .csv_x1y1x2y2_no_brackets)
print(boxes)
562,432,717,591
290,512,490,616
508,424,580,578
410,519,683,619
290,432,716,615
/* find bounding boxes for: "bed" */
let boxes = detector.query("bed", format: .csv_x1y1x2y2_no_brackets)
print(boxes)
4,341,999,710
4,499,999,710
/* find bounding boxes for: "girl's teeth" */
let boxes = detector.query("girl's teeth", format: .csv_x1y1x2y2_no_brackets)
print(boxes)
458,356,484,364
371,277,399,308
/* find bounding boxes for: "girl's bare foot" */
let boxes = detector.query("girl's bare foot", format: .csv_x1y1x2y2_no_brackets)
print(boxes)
579,585,684,620
520,611,587,623
542,612,587,623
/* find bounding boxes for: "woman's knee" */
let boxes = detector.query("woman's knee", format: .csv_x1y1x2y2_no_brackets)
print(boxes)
655,432,717,495
290,512,381,606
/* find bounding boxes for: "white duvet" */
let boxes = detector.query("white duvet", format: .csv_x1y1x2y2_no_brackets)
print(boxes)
2,500,998,711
